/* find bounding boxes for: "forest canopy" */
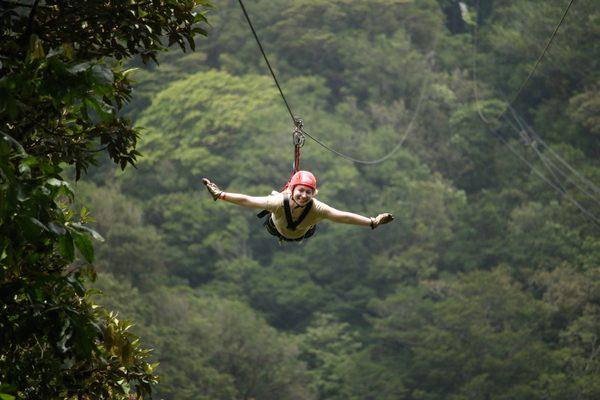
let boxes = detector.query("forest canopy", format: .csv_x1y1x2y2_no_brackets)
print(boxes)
2,0,599,399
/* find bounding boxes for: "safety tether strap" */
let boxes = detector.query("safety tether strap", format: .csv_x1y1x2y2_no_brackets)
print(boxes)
283,194,313,231
280,120,305,192
292,119,304,174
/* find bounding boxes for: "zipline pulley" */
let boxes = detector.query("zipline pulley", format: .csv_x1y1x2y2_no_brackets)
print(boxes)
291,117,305,175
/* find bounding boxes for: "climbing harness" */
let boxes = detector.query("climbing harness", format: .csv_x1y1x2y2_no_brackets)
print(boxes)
257,194,317,242
283,192,313,230
255,122,316,243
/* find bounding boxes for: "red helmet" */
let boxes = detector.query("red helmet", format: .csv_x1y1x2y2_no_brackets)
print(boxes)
289,170,317,192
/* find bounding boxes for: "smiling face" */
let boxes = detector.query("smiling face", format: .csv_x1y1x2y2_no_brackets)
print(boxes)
292,184,315,206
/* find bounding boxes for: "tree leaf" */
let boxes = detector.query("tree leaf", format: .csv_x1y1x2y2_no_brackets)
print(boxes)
67,62,92,74
72,231,95,263
29,217,48,232
48,221,67,235
70,222,105,242
27,34,45,61
57,233,75,262
46,178,72,191
0,130,26,155
92,64,114,86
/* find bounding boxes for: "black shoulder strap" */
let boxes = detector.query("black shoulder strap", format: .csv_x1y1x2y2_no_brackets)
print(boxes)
256,209,270,218
283,195,294,228
283,194,313,231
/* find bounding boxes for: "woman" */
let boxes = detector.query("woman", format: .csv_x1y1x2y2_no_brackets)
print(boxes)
202,171,394,242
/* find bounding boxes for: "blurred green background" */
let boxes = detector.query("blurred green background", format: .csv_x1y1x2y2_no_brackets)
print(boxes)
79,0,600,398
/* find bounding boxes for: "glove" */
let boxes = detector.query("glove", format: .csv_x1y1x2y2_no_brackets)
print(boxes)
371,213,394,229
202,178,223,201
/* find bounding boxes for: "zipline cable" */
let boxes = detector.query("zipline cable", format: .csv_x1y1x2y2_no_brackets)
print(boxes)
298,59,433,165
469,0,600,228
483,122,600,229
507,107,600,207
504,114,568,192
237,0,436,165
473,0,577,124
495,103,600,226
485,93,600,230
505,0,576,118
237,0,296,124
508,105,600,197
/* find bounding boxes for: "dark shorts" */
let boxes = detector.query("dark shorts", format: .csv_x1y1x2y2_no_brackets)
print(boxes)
263,216,317,242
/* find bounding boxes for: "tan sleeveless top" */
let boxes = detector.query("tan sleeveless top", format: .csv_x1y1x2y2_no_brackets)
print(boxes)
264,192,332,239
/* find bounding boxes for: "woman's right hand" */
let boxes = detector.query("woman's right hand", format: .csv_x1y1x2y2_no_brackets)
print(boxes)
202,178,223,201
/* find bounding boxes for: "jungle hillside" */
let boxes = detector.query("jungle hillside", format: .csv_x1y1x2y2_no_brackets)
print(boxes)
2,0,600,399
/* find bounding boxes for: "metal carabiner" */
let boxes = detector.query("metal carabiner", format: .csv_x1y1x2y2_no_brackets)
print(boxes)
292,117,305,147
293,129,305,147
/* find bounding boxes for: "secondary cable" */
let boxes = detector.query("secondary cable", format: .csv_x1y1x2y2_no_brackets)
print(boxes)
509,105,600,197
508,107,600,206
469,0,600,228
473,0,576,123
298,59,433,165
484,123,600,229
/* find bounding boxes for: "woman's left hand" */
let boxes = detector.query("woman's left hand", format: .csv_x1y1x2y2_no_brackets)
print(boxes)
372,213,394,229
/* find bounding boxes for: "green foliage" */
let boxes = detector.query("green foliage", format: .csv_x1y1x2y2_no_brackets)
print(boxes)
362,268,559,399
267,0,439,98
74,182,170,288
93,275,315,400
245,253,336,330
0,136,157,399
135,70,282,184
1,0,211,398
299,313,361,400
569,83,600,137
50,0,600,399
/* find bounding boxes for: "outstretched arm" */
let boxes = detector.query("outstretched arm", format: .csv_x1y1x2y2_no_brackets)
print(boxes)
202,178,271,210
323,205,394,229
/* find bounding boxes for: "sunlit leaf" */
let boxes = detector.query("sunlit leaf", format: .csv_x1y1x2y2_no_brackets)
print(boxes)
70,222,105,242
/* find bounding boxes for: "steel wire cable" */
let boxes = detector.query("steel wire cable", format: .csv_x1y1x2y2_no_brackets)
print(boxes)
298,62,433,165
488,95,600,225
505,0,576,117
473,0,577,124
237,0,296,124
237,0,437,165
484,123,600,229
504,115,568,192
508,108,600,206
469,0,600,228
499,106,600,225
508,105,600,197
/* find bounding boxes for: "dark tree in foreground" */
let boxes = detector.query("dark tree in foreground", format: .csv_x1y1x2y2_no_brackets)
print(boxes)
0,1,210,398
